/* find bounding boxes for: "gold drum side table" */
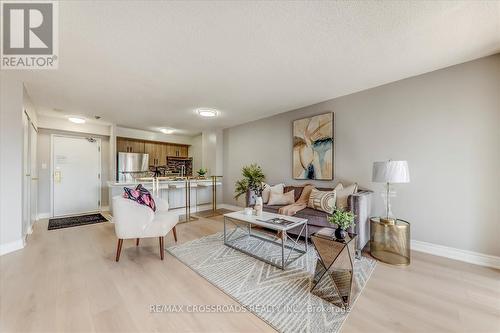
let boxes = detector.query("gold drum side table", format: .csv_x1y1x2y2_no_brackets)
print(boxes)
370,217,410,266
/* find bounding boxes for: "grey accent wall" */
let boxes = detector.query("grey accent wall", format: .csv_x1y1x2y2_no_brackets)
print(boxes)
223,54,500,256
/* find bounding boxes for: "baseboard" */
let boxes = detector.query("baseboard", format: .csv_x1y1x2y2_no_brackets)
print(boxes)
0,239,25,256
411,240,500,269
38,212,50,220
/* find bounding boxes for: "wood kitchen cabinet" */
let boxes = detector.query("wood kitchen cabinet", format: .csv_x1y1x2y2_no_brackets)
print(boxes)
117,138,144,153
145,142,168,166
180,146,188,157
118,137,188,162
167,144,188,158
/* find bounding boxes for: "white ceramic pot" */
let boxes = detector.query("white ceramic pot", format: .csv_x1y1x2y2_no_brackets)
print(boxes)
254,197,263,216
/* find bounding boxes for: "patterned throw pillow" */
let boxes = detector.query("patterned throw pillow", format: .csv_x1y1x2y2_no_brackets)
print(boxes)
123,184,156,211
308,188,336,213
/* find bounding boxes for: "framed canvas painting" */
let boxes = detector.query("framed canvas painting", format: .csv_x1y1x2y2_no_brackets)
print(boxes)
293,112,333,180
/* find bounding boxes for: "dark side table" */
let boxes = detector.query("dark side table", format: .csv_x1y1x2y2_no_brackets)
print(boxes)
310,228,357,309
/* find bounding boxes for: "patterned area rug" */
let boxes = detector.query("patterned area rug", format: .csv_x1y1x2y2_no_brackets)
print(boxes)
48,213,108,230
167,230,376,333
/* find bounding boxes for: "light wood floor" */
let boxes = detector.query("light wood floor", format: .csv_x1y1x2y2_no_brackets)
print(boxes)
1,215,499,333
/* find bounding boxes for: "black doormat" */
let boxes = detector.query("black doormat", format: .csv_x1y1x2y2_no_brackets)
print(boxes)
48,213,108,230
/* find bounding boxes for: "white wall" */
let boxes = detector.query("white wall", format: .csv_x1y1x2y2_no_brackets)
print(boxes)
37,116,110,136
223,54,500,257
0,74,24,254
116,126,195,145
23,86,38,128
202,129,224,176
190,134,203,173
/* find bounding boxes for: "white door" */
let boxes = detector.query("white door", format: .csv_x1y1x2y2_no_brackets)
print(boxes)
52,136,101,217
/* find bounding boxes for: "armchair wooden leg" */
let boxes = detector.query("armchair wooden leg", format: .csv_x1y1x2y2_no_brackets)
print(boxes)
172,226,178,242
115,239,123,262
159,236,164,260
136,238,140,246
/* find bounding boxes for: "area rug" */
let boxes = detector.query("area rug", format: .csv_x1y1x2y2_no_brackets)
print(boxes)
167,230,376,333
48,213,108,230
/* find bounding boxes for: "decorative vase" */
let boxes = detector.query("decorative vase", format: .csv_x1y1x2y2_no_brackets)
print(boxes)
334,228,347,240
254,197,263,216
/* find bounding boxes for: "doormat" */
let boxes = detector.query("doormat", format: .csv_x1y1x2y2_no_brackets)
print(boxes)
48,213,108,230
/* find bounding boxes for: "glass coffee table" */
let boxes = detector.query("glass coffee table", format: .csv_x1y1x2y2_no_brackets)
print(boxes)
223,211,308,270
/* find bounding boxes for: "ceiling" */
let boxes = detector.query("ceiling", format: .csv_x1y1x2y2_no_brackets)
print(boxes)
12,1,500,136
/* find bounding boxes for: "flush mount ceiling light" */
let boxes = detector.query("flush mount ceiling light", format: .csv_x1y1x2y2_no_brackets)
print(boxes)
160,128,174,134
197,108,219,118
68,117,86,124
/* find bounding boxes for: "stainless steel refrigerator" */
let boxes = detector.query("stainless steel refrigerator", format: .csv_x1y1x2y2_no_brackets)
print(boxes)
117,152,150,182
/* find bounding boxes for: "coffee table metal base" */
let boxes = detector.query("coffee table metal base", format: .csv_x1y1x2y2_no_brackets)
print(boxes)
223,216,308,270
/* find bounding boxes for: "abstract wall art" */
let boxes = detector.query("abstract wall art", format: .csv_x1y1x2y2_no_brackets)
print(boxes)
293,112,333,180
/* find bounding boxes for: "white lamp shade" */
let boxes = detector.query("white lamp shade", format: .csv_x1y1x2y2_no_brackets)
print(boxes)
372,160,410,183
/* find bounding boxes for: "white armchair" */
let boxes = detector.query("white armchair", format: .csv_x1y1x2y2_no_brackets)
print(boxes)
112,195,178,261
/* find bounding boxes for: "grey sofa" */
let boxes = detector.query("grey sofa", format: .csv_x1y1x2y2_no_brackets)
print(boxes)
248,185,373,255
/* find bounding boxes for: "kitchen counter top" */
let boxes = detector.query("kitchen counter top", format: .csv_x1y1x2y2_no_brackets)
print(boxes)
107,178,223,213
108,178,221,187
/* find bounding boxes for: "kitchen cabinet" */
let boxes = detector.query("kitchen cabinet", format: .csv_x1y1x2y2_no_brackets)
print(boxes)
145,142,168,166
180,146,188,158
167,144,188,158
118,137,188,160
117,138,145,153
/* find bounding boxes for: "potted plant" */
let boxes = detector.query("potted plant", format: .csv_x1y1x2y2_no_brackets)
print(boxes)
196,168,208,178
234,164,265,212
328,208,355,240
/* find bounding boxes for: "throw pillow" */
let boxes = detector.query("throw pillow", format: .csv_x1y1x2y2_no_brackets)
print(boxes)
267,190,295,206
308,188,337,213
123,184,156,211
335,183,358,209
262,183,285,203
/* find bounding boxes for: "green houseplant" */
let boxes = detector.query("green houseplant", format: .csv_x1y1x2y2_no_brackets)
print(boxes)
196,168,208,178
234,164,265,207
328,207,355,240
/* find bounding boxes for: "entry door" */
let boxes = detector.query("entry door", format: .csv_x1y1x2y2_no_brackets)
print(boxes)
52,136,101,217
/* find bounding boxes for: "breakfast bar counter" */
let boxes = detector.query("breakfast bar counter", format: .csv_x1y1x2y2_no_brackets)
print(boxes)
107,178,222,214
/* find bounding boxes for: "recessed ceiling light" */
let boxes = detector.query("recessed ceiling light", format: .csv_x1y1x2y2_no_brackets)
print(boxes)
160,128,174,134
197,108,219,117
68,117,86,124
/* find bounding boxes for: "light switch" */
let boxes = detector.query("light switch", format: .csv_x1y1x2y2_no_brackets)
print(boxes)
41,163,47,169
54,171,61,183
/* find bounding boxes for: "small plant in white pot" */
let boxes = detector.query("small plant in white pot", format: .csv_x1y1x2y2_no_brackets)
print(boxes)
328,208,355,240
196,168,208,178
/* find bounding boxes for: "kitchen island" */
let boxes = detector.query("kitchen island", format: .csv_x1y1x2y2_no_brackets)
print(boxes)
108,178,222,215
